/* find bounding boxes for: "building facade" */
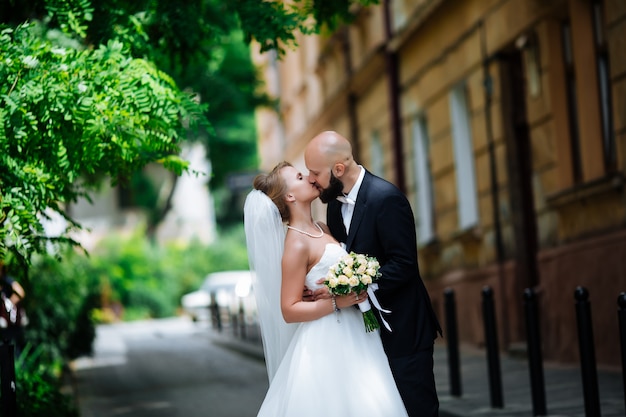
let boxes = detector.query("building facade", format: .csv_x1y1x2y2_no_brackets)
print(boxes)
252,0,626,367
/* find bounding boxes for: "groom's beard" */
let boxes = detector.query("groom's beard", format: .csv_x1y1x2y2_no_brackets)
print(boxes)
319,171,345,204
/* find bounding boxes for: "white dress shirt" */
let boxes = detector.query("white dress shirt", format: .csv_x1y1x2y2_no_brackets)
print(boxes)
340,165,365,234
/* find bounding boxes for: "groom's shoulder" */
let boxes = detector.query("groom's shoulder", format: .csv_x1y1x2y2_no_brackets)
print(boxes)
367,171,403,195
364,173,412,209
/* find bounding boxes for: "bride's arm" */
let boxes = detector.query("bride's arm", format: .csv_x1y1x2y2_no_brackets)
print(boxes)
281,239,335,323
281,238,366,322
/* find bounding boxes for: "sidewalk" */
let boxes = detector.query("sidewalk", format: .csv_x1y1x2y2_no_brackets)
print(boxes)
214,331,625,417
432,341,624,417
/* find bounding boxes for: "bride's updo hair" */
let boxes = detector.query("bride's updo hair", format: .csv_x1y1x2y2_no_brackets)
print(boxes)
253,161,292,222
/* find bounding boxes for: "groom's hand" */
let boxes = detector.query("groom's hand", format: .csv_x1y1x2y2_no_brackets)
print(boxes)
312,288,330,300
311,281,331,301
302,287,314,302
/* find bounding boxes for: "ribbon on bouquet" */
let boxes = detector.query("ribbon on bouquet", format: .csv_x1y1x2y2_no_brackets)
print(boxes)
366,283,392,332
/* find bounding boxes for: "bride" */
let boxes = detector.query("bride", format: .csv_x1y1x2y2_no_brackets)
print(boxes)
244,161,408,417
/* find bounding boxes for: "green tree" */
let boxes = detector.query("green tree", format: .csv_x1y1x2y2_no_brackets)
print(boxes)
1,0,378,264
0,23,204,264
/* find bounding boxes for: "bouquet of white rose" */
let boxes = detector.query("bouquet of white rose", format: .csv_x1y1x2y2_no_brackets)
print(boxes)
324,251,382,332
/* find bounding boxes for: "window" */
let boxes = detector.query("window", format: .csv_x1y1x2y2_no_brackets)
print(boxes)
370,130,385,178
560,2,615,184
391,0,408,31
591,0,616,172
449,84,479,230
411,116,435,245
561,21,584,184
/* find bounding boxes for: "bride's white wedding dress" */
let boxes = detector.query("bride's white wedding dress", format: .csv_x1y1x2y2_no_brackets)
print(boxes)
256,243,408,417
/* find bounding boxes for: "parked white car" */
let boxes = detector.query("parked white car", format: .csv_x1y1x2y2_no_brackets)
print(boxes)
181,270,256,323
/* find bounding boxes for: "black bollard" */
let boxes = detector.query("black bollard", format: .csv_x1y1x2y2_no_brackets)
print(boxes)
482,286,504,408
617,292,626,413
574,286,601,417
444,288,462,397
524,288,547,416
210,292,222,332
231,312,239,336
0,342,17,417
239,299,247,340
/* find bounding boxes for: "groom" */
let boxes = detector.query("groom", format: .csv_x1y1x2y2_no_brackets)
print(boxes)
305,131,442,417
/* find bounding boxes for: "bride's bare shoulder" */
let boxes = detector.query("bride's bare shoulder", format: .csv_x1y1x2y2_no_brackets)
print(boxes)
284,230,311,256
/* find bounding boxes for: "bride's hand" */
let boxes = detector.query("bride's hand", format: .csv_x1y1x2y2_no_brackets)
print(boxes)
336,291,368,309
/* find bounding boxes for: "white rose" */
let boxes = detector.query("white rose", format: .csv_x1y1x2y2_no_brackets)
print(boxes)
328,278,339,288
356,264,367,274
344,256,354,267
342,267,353,277
366,268,377,277
362,275,373,285
338,275,349,285
348,277,359,286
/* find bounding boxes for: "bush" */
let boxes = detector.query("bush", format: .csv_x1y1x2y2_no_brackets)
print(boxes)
4,224,250,416
24,251,99,365
87,225,250,321
8,345,79,417
0,251,94,417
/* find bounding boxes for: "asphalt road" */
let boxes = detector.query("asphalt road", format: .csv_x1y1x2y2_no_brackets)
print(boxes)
72,317,269,417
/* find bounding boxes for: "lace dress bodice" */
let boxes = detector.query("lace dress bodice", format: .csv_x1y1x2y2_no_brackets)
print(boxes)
305,244,346,291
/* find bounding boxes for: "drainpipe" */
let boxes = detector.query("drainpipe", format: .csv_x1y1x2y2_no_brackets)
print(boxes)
383,0,406,193
480,21,509,348
341,27,361,158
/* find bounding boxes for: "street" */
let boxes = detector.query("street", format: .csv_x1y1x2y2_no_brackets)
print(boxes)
72,317,269,417
69,315,626,417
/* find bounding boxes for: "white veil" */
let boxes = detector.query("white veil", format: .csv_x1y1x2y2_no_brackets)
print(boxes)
244,189,297,382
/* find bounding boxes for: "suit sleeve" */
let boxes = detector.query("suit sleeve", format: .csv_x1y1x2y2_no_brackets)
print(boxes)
375,190,421,292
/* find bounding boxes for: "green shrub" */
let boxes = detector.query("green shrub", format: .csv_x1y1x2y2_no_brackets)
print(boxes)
3,224,250,416
86,225,250,321
24,251,98,366
4,345,79,417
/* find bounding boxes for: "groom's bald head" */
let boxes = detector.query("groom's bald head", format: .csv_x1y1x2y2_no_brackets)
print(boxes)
305,131,353,170
305,131,358,202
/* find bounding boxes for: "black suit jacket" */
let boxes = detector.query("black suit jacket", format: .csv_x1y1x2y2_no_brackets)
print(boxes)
327,170,442,358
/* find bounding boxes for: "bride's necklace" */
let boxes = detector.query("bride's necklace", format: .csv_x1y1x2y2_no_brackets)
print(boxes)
287,222,324,238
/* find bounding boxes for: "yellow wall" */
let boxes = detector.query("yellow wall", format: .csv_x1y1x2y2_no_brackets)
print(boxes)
252,0,626,366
